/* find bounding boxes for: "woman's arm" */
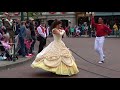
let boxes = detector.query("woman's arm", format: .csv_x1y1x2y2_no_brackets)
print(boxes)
52,29,61,35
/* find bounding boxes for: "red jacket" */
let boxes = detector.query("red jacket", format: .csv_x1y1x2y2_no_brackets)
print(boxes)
91,17,112,36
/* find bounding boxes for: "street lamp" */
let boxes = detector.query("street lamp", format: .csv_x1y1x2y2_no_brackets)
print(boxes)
86,12,92,37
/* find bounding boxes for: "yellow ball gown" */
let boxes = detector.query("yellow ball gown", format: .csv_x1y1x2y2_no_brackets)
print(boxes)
31,28,79,76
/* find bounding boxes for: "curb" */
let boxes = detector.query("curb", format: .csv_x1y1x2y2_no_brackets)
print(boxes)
0,55,36,71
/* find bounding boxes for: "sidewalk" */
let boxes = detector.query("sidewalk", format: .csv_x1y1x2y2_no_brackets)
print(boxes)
0,53,36,71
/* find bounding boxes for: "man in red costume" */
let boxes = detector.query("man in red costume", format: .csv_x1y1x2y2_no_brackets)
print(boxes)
91,14,112,63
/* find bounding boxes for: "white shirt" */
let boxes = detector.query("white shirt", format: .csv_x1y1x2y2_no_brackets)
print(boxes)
37,26,46,38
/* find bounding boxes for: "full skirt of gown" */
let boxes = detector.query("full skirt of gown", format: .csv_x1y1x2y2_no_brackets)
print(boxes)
31,39,79,76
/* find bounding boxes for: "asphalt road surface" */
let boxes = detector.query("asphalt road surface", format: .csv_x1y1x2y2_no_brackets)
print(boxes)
0,37,120,78
0,57,106,78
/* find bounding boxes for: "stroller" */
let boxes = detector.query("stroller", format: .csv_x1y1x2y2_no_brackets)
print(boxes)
0,40,12,61
0,34,20,61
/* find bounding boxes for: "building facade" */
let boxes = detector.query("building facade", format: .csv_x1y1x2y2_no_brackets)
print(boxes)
76,12,120,26
40,12,76,27
1,12,120,27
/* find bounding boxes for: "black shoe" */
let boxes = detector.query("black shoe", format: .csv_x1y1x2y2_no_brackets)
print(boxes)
98,61,104,63
101,61,104,63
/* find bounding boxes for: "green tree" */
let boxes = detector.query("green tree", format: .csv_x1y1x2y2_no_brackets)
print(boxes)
27,12,43,19
28,12,34,17
33,12,43,19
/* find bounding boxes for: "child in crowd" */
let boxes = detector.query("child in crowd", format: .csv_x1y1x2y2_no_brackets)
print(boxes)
1,34,11,50
24,38,33,57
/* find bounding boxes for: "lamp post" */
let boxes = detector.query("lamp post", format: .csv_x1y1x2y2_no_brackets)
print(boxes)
112,12,114,36
21,12,24,21
12,35,16,62
86,12,95,38
27,12,29,20
86,12,92,37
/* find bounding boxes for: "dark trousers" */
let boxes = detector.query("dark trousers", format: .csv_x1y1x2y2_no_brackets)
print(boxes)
38,36,46,53
29,36,36,54
25,44,29,55
19,37,26,57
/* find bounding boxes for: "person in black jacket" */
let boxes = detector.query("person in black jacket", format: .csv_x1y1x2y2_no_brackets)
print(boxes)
29,20,36,55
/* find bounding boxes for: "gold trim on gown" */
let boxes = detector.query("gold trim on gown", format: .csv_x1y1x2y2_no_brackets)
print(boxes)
31,29,79,76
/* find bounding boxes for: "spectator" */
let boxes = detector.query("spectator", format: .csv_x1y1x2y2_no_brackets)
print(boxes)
29,20,36,55
81,24,85,35
84,24,88,36
70,26,74,37
75,26,81,37
24,38,33,56
4,15,14,46
14,20,20,35
36,22,47,53
65,26,70,37
18,21,29,58
113,23,118,37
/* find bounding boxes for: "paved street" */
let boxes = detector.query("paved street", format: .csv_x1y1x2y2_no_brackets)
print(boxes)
0,37,120,78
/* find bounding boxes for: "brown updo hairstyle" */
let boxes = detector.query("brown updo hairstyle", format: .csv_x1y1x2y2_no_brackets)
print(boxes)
50,19,62,31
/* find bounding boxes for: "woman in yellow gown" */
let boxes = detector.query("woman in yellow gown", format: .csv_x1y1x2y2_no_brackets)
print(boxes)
31,19,79,76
